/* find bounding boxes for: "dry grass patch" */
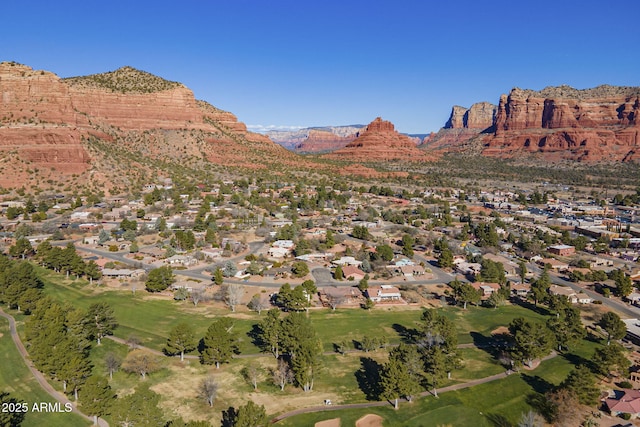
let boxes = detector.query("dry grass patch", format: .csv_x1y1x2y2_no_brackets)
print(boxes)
316,418,341,427
356,414,383,427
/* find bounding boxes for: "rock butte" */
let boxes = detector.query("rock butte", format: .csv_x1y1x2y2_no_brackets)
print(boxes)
327,117,435,162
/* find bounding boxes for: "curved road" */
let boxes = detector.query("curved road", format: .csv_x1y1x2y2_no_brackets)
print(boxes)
0,309,107,426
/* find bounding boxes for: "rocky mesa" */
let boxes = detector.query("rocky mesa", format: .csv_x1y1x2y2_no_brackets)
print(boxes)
326,117,434,162
0,62,287,188
484,85,640,162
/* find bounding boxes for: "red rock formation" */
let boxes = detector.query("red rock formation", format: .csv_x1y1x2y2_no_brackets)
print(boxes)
0,62,287,187
422,102,495,154
326,117,434,162
486,85,640,161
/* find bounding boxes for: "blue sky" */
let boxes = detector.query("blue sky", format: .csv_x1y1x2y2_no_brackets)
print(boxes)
2,0,638,133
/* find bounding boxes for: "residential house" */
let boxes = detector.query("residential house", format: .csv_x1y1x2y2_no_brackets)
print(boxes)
366,285,403,303
539,258,569,272
399,265,426,277
547,244,576,257
548,285,593,304
482,253,518,276
164,255,197,267
604,389,640,418
341,265,365,281
320,286,362,306
268,246,290,258
101,268,146,279
332,256,362,267
471,282,501,299
511,283,531,299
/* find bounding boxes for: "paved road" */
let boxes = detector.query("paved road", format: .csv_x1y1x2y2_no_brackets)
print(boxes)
0,309,106,427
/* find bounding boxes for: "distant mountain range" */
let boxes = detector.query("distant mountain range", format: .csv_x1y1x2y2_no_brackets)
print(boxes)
267,125,427,153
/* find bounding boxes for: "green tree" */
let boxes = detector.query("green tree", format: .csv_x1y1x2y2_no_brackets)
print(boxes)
84,260,102,285
546,306,585,352
560,365,601,405
145,265,175,292
591,342,630,376
437,247,453,269
614,271,633,298
388,344,423,402
401,234,415,258
80,375,115,426
85,302,118,345
451,282,480,309
376,244,394,262
0,391,26,426
111,385,164,427
380,357,411,409
530,270,551,306
200,318,238,368
291,261,309,278
234,401,269,427
165,322,196,361
256,309,282,358
518,260,528,284
352,225,371,240
333,265,344,281
59,352,92,400
213,267,224,285
423,346,446,398
509,317,553,367
9,237,34,259
598,311,626,345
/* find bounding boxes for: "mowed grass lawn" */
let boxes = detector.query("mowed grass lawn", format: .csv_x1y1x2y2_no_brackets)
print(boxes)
0,318,90,427
38,267,550,356
29,267,605,424
277,338,601,427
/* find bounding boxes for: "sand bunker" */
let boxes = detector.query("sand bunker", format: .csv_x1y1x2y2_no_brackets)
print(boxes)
356,414,383,427
315,418,340,427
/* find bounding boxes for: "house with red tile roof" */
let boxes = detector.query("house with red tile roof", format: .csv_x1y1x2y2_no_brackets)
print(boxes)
604,389,640,418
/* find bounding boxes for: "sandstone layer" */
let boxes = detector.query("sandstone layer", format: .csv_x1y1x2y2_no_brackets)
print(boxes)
0,62,286,188
486,85,640,162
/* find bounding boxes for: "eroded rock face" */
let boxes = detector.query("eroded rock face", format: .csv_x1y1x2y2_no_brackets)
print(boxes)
327,117,434,162
0,62,282,186
486,85,640,161
445,102,496,130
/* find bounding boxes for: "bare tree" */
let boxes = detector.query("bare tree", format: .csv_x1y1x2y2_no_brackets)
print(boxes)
327,294,345,311
104,352,121,380
121,349,162,379
248,294,269,315
225,283,245,312
198,376,218,407
126,334,141,349
191,289,208,306
271,359,293,391
241,365,261,390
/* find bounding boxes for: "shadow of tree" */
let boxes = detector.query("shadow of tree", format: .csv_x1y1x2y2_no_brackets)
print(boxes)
512,298,553,316
521,373,555,394
485,412,514,427
247,323,264,349
392,323,418,343
354,357,383,401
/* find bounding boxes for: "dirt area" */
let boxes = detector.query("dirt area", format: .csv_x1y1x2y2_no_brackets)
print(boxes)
355,414,383,427
315,418,340,427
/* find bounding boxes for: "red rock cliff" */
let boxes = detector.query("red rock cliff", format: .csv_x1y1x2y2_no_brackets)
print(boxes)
486,85,640,161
